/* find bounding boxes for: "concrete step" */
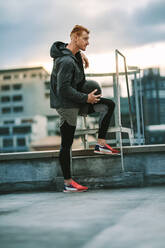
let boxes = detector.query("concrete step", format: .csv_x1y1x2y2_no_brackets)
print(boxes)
0,145,165,193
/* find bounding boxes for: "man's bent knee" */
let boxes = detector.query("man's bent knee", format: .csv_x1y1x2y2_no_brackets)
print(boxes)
106,99,115,110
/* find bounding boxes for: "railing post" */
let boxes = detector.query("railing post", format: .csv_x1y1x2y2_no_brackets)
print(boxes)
83,116,89,149
115,49,134,137
139,71,145,144
113,74,120,147
134,72,141,145
115,50,125,172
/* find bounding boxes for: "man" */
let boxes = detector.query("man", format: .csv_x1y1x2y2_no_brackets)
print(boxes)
50,25,119,193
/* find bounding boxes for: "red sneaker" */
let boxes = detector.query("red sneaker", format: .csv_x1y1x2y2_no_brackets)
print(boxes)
105,144,120,155
94,144,120,155
71,180,88,191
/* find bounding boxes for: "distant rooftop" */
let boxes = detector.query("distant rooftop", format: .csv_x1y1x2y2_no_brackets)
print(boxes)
0,66,49,74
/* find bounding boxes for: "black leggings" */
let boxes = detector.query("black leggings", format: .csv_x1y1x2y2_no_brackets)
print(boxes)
59,97,115,179
93,98,115,139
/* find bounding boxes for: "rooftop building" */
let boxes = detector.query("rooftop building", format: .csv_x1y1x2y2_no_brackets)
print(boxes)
0,66,59,152
132,67,165,144
0,66,55,118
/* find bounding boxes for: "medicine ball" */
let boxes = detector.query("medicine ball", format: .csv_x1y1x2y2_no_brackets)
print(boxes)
81,80,102,95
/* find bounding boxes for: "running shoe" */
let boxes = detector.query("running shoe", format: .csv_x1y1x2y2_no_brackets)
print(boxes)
94,144,120,155
63,180,88,193
71,180,88,190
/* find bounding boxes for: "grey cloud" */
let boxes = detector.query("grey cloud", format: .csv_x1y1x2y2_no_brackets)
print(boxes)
127,0,165,47
0,0,165,68
0,0,84,66
135,0,165,26
86,0,165,53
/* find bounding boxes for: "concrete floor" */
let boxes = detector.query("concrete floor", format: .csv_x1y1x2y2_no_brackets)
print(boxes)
0,187,165,248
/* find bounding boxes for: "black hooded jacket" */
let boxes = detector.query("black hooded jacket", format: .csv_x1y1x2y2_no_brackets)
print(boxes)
50,41,88,109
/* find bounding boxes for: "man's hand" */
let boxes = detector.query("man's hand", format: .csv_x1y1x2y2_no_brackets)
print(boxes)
80,52,89,69
87,89,101,104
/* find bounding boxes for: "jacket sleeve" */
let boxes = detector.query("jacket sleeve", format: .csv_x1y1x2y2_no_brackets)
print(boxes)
56,58,88,104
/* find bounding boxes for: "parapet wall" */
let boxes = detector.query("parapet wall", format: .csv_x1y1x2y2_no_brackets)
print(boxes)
0,145,165,193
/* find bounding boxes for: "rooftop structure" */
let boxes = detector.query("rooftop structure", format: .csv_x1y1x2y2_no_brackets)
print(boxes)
0,67,59,152
132,67,165,144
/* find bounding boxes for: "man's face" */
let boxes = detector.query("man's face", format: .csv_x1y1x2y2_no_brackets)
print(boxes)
75,31,89,51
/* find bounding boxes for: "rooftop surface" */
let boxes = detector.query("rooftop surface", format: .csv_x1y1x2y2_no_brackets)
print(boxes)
0,186,165,248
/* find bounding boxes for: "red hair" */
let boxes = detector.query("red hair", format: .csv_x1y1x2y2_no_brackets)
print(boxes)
70,25,90,37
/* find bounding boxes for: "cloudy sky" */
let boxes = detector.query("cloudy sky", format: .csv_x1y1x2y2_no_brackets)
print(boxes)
1,0,165,73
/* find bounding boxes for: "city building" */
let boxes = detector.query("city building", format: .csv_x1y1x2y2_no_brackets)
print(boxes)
0,115,47,153
132,68,165,144
0,66,59,152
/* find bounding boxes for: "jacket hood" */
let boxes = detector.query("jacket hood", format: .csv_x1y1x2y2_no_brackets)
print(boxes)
50,41,73,59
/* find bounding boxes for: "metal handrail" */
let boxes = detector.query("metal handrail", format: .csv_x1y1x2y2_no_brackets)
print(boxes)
115,49,134,133
86,70,140,77
139,70,145,141
84,51,144,148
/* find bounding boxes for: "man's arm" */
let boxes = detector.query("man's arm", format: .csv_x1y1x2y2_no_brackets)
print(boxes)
80,52,89,69
57,58,88,104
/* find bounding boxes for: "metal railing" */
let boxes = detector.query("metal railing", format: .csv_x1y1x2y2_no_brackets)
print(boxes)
75,50,145,171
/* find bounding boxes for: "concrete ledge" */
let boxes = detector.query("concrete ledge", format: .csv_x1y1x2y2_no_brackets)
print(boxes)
0,150,59,161
0,145,165,193
123,144,165,153
0,144,165,161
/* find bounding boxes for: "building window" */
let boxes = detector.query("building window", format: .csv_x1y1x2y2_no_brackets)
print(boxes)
23,74,27,78
152,91,157,98
1,85,10,91
21,119,33,123
2,107,11,114
1,96,10,102
0,127,10,135
160,81,165,88
48,130,56,136
3,75,11,80
3,120,15,125
14,74,19,79
13,84,22,90
13,126,31,134
146,91,152,98
45,93,50,98
146,84,151,89
12,95,23,101
13,106,23,112
44,81,50,90
17,138,26,147
159,90,165,98
3,138,13,147
31,73,36,78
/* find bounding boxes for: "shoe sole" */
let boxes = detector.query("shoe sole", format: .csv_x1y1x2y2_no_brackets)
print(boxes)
94,151,120,156
63,189,88,193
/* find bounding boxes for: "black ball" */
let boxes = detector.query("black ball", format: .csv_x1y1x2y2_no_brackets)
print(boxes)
81,80,102,95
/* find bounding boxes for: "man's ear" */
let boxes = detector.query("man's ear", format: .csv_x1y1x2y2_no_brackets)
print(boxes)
72,33,78,42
